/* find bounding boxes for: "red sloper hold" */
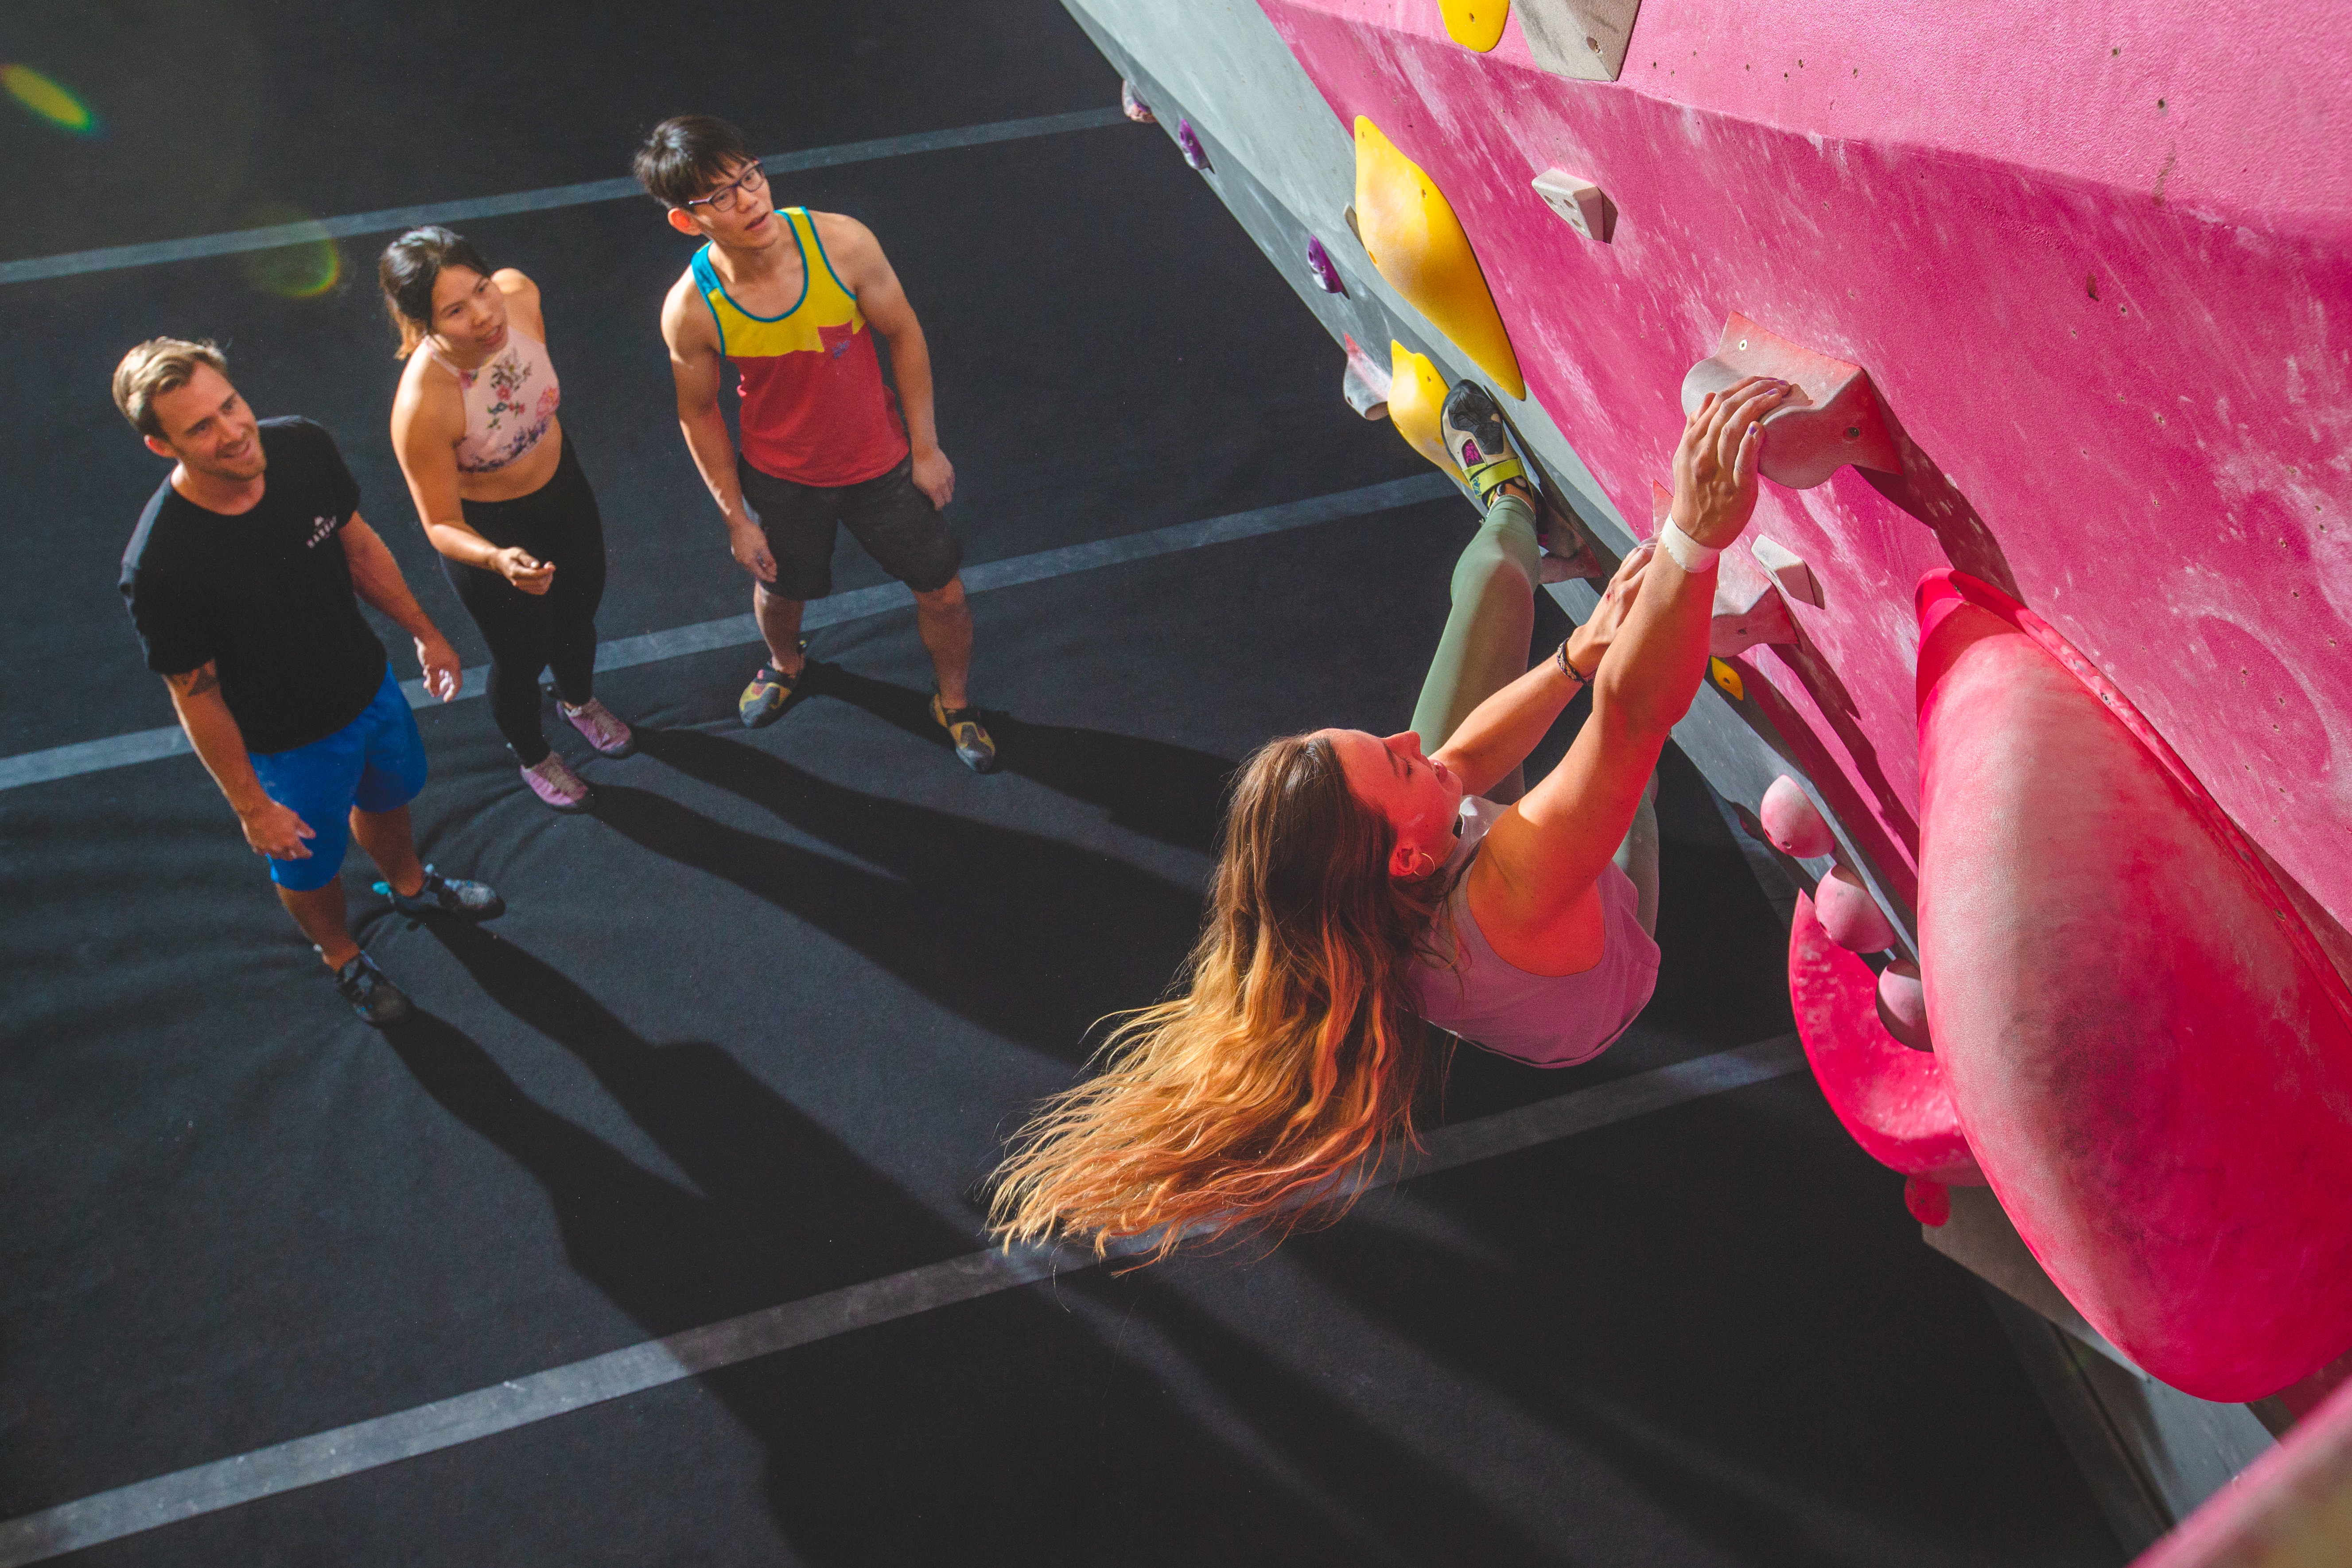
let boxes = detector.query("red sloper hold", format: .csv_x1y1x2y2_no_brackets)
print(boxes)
1915,569,2352,1402
1904,1177,1952,1227
1788,890,1984,1187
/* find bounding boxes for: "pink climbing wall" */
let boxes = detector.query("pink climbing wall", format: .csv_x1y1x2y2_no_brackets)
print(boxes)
1259,0,2352,934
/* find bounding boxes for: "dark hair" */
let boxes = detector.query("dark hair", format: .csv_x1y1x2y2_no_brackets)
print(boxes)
377,226,492,358
633,114,752,208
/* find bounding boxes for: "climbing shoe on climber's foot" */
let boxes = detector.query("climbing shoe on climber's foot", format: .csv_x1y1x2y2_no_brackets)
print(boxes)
1440,381,1529,506
930,694,999,774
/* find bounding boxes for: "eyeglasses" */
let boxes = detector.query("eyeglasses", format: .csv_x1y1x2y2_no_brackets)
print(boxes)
684,161,768,216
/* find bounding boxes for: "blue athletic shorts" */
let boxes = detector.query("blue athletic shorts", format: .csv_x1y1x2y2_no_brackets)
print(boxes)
247,669,429,891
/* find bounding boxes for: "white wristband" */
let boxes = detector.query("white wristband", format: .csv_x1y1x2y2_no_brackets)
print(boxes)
1658,518,1721,572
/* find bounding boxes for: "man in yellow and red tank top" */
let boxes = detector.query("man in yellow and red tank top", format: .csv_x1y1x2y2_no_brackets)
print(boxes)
638,115,995,771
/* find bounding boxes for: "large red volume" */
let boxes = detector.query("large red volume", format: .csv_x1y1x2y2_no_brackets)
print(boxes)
1787,891,1982,1187
1914,570,2352,1401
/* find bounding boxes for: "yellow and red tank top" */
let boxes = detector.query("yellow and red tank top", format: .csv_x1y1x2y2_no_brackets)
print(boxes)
689,208,908,486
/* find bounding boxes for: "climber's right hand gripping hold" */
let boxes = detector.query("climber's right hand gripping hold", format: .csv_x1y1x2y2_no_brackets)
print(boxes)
1672,376,1788,550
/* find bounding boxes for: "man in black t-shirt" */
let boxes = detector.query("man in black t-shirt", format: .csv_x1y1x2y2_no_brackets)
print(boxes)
115,338,504,1026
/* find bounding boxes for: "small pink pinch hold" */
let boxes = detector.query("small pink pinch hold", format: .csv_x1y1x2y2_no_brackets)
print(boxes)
1760,774,1836,857
1815,864,1896,953
1876,960,1931,1049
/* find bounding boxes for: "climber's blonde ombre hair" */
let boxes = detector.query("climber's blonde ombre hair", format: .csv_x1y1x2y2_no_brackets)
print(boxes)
990,732,1458,1262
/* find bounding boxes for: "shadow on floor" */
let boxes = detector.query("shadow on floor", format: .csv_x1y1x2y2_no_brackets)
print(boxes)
807,663,1240,855
600,723,1210,1065
387,925,1569,1564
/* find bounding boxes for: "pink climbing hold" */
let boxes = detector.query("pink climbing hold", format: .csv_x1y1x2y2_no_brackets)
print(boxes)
1340,332,1392,420
1876,960,1931,1050
1306,235,1347,295
1760,774,1836,858
1680,312,1901,490
1917,568,2352,1402
1788,890,1983,1187
1905,1177,1952,1227
1814,864,1896,954
1120,80,1156,123
1176,119,1211,171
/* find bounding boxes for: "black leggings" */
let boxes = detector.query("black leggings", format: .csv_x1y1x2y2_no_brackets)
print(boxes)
443,432,607,766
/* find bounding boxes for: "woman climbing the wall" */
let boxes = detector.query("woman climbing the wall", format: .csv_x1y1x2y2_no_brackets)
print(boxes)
382,226,635,812
991,374,1789,1260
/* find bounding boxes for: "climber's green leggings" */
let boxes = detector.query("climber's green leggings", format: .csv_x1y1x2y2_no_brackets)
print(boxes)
1406,493,1660,935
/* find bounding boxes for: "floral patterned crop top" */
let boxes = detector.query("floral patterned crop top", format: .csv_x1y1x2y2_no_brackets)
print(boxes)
429,328,560,473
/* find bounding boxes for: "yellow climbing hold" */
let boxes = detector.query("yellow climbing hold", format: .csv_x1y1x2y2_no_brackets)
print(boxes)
1440,0,1510,52
1353,116,1525,400
1386,341,1464,483
1439,0,1514,53
1710,658,1746,702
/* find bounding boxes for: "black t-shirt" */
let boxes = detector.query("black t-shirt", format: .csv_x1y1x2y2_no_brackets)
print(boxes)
121,417,389,755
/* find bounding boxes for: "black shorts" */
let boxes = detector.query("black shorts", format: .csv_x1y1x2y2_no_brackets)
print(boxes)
737,453,963,600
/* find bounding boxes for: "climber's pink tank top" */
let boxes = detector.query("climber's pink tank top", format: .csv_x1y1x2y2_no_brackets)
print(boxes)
1408,797,1662,1067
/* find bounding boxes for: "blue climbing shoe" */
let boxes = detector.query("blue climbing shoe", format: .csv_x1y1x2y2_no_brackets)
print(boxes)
375,865,505,922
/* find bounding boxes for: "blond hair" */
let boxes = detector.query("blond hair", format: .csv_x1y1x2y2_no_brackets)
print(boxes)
113,338,227,438
990,734,1456,1263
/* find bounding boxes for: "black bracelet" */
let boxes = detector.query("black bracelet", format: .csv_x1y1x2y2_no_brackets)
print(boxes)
1555,639,1591,684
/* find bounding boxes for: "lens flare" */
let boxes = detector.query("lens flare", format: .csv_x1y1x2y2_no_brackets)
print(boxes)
2,64,99,134
236,206,343,300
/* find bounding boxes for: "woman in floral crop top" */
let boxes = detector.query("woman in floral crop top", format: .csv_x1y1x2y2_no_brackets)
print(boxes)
383,226,636,811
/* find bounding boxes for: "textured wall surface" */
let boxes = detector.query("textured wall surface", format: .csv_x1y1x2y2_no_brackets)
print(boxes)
1065,0,2352,1426
1260,0,2351,937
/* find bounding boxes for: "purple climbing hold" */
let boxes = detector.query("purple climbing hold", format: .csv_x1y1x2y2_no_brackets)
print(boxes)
1177,119,1211,172
1121,81,1155,124
1306,235,1346,295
